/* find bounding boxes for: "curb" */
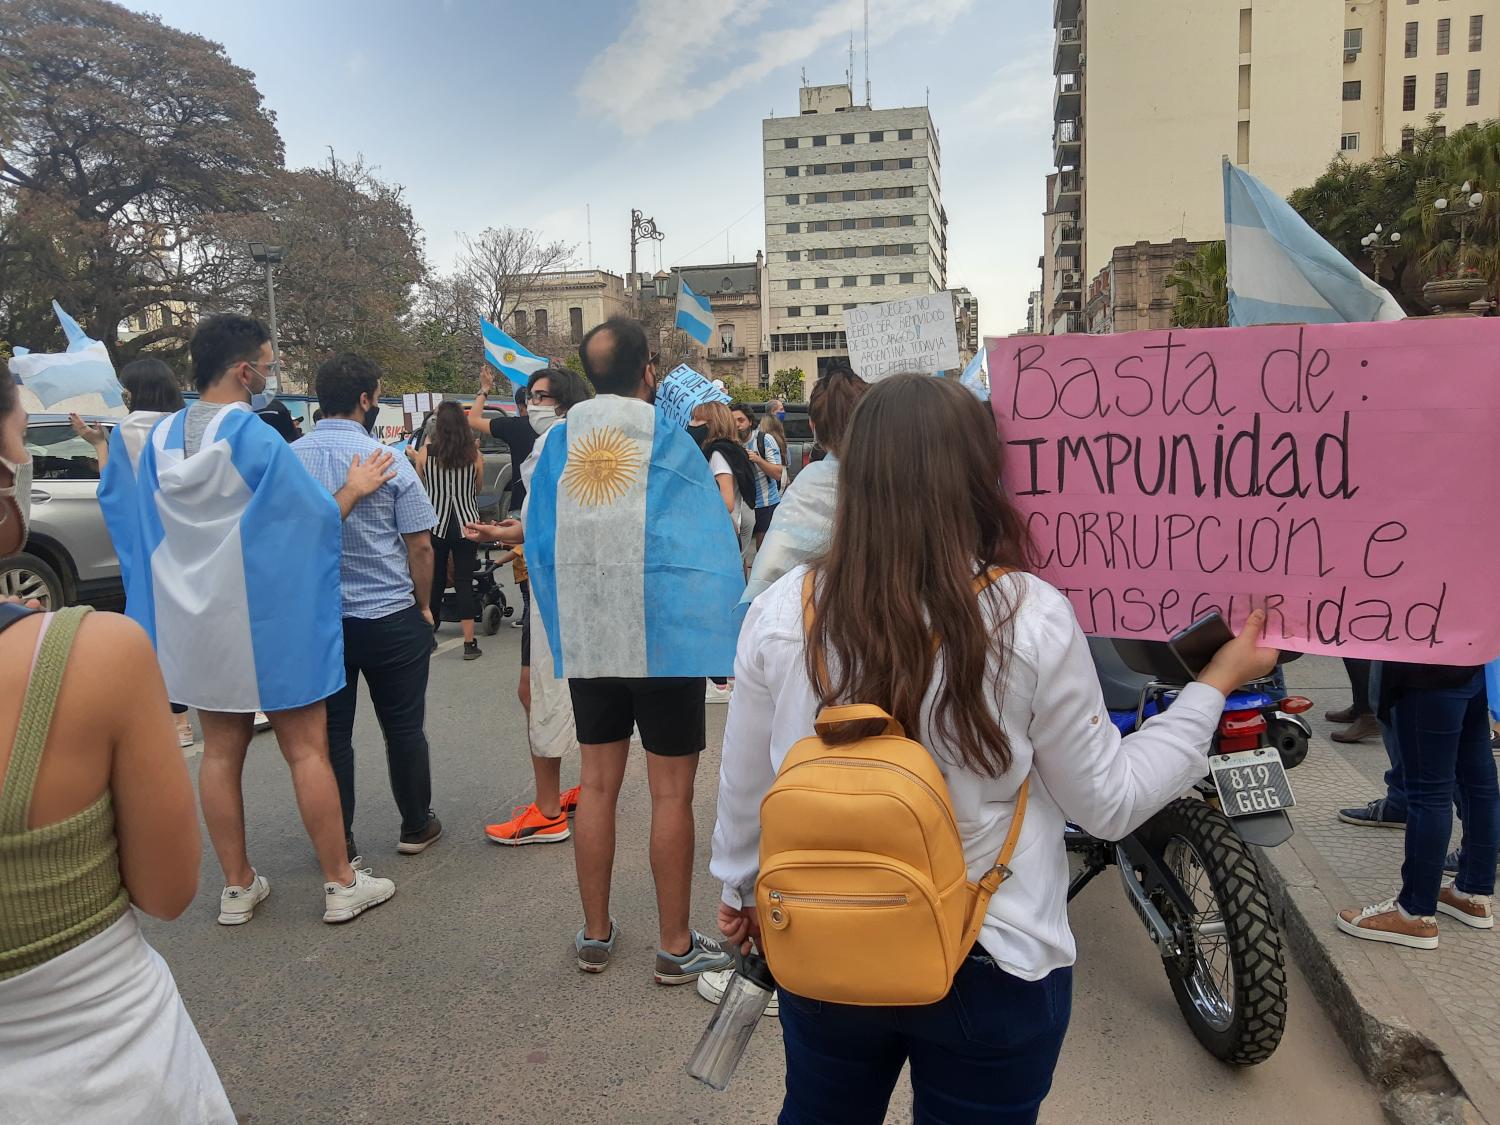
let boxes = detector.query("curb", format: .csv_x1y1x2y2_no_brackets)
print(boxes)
1256,831,1491,1125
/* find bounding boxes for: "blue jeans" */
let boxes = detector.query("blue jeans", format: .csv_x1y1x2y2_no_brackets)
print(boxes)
1393,668,1500,916
1372,662,1407,811
776,954,1072,1125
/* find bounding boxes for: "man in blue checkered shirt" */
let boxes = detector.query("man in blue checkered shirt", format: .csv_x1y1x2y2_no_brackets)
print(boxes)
293,353,443,859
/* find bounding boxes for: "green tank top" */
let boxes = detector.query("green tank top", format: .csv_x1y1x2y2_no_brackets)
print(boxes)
0,606,130,980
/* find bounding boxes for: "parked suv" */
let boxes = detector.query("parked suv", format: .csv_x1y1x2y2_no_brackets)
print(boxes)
4,414,121,608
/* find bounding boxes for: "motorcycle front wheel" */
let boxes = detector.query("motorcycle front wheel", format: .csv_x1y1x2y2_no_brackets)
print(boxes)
1140,798,1287,1065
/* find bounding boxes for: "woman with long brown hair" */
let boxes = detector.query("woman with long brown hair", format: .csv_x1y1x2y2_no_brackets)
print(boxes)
695,401,756,566
708,374,1276,1123
416,401,484,660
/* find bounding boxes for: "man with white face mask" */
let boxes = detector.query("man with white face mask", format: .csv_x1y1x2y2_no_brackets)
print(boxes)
467,366,539,517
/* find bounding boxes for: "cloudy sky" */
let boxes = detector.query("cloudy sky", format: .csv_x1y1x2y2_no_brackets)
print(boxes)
127,0,1053,337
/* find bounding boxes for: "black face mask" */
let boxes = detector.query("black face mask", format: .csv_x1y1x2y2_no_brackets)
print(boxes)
363,404,380,433
686,422,709,448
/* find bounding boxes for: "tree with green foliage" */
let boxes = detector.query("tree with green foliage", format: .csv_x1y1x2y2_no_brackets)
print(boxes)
770,367,805,402
1165,241,1229,328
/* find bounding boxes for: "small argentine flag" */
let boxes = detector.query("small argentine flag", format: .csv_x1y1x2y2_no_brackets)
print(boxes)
481,319,550,383
10,301,126,413
1223,158,1405,326
675,279,713,346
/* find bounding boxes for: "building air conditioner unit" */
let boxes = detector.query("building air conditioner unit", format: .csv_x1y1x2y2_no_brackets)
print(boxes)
1344,50,1359,63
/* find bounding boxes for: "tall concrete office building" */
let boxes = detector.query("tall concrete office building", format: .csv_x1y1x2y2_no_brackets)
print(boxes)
763,82,948,382
1043,0,1497,335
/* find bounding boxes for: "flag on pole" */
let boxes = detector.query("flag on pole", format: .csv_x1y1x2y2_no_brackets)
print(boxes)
1223,158,1405,326
525,395,744,679
674,279,714,345
9,301,125,412
481,319,549,383
103,402,345,713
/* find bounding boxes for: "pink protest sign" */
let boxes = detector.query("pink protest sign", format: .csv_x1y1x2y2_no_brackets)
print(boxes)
986,318,1500,663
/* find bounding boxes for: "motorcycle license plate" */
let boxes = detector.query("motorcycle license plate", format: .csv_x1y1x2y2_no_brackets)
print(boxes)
1209,748,1296,817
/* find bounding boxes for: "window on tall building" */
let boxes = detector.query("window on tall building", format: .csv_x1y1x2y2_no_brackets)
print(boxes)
787,279,801,290
786,222,800,233
1438,18,1451,54
842,162,857,173
812,164,827,175
783,138,797,149
514,309,528,334
1341,132,1360,151
899,157,915,169
786,166,798,177
1403,74,1417,110
843,218,857,230
869,160,885,171
1401,126,1416,152
899,214,916,226
813,248,830,260
814,277,829,289
785,194,799,205
1345,28,1363,51
840,132,854,144
718,323,735,353
814,305,829,316
869,188,886,199
566,306,582,343
787,306,802,317
842,275,858,287
1470,14,1483,51
534,309,548,335
1468,68,1481,105
812,192,828,202
900,272,916,283
1405,21,1418,57
870,273,886,285
786,250,800,261
898,128,913,140
843,303,857,311
812,135,826,147
1436,71,1449,107
135,311,149,331
869,130,884,141
1343,80,1362,100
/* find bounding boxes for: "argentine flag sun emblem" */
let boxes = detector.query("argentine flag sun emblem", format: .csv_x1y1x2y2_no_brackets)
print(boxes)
563,426,642,507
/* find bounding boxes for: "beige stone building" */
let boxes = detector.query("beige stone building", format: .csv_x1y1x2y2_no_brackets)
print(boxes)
1044,0,1497,336
507,269,631,348
952,286,979,363
763,81,949,384
1083,239,1213,335
658,258,769,388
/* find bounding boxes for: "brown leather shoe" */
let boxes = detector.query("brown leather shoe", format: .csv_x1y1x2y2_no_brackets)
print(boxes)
1324,705,1359,724
1336,900,1438,949
1438,883,1494,930
1331,714,1382,744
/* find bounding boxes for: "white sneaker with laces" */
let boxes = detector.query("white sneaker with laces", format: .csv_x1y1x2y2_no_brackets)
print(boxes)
705,682,733,705
697,967,779,1016
322,865,395,924
218,873,270,926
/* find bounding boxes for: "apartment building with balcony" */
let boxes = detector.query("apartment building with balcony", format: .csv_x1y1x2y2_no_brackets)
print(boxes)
764,81,949,383
644,258,769,387
1045,0,1371,335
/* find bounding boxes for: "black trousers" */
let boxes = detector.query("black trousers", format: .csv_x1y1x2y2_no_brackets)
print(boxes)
1344,657,1373,716
326,604,434,836
430,529,478,625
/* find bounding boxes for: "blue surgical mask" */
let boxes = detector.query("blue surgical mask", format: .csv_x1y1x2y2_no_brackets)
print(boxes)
248,362,280,411
775,410,786,421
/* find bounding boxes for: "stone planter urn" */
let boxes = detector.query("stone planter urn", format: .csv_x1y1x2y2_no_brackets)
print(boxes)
1423,276,1491,314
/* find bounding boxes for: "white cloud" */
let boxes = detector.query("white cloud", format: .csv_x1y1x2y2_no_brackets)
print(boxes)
578,0,975,135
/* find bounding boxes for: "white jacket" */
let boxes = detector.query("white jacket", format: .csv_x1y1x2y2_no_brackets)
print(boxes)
709,566,1226,981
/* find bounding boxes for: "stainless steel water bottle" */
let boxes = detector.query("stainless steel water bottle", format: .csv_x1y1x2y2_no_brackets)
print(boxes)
685,949,777,1091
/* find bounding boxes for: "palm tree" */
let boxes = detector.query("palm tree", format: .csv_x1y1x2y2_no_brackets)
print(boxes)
1165,241,1228,328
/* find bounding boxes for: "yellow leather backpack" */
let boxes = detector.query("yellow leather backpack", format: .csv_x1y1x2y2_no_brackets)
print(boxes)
753,569,1029,1007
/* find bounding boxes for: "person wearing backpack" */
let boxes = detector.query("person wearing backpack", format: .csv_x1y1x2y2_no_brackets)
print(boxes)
708,375,1277,1124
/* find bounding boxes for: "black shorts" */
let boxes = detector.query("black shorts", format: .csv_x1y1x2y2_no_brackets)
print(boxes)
754,504,778,535
567,677,707,757
521,613,531,667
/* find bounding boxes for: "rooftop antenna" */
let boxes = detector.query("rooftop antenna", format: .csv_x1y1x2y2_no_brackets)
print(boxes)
863,0,871,106
848,31,854,91
801,66,807,88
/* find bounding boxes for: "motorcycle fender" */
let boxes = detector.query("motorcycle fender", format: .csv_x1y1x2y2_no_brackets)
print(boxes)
1228,809,1294,848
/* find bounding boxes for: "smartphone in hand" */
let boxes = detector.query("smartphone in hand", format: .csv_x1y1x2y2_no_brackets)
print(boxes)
1170,612,1236,678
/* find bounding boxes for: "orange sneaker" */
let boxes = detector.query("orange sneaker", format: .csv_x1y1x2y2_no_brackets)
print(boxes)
485,804,571,846
560,785,582,816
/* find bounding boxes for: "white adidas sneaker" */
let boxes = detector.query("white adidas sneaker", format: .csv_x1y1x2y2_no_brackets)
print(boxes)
322,865,395,924
218,873,270,925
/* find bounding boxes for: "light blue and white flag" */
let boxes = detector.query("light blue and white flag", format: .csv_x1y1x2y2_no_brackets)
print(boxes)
10,301,125,413
958,349,988,400
656,363,730,429
103,402,344,713
481,319,549,384
675,279,714,346
1224,158,1405,326
526,395,744,678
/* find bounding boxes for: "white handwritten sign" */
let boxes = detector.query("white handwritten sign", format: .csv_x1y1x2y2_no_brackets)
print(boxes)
843,291,960,381
656,364,730,429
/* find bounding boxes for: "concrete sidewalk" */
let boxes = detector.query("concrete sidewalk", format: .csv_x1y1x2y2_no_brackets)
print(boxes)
1261,656,1499,1124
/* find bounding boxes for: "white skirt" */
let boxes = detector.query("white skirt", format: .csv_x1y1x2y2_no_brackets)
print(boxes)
0,911,234,1124
528,590,578,761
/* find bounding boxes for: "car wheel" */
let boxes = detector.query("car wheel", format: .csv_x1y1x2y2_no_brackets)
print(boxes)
0,552,66,609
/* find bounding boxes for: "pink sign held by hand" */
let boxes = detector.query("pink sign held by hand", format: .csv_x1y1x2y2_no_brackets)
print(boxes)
986,318,1500,664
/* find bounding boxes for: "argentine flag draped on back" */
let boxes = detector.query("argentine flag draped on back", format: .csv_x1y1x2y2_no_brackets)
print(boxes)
1224,158,1406,326
103,402,344,713
526,395,744,678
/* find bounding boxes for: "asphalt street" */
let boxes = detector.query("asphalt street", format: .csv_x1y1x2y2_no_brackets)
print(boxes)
139,584,1387,1125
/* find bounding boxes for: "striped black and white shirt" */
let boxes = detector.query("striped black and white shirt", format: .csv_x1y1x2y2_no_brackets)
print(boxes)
423,454,480,538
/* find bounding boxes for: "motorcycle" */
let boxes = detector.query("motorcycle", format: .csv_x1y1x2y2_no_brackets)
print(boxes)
1065,638,1312,1066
